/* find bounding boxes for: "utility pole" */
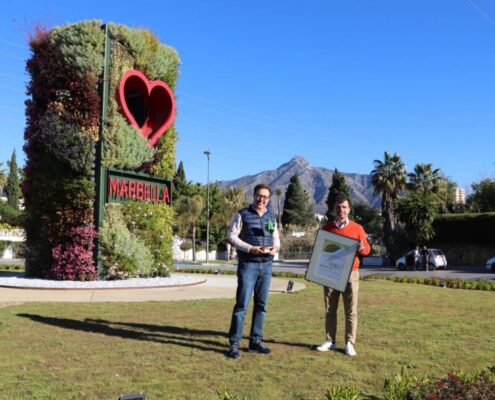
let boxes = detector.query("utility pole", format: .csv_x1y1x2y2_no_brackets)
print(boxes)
204,149,211,264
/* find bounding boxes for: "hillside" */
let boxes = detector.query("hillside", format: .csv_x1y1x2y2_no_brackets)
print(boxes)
217,156,381,214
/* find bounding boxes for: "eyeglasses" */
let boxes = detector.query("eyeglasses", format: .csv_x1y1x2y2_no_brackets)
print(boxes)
255,194,270,200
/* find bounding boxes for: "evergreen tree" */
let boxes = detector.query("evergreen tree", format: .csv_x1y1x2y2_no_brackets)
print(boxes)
281,175,314,227
325,168,352,220
173,161,188,199
5,150,20,210
175,161,186,182
0,162,7,195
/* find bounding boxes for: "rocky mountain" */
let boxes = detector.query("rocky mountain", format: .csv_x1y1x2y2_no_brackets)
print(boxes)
217,156,381,214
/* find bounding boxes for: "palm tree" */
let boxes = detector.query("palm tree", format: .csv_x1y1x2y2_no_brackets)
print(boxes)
371,151,407,256
175,194,204,262
395,191,438,244
407,163,457,212
211,187,248,260
407,163,442,193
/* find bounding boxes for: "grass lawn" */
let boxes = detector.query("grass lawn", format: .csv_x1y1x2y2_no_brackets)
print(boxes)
0,279,494,399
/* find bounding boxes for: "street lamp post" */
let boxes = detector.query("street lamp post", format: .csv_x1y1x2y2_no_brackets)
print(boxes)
204,149,211,264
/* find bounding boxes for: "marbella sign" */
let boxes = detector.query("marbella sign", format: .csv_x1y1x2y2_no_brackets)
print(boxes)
107,168,172,205
98,68,175,210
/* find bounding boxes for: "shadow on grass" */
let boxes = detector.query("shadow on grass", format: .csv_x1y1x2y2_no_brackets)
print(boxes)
16,314,315,354
17,313,229,355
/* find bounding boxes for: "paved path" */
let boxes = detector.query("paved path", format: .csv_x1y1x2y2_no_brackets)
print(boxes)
0,274,305,308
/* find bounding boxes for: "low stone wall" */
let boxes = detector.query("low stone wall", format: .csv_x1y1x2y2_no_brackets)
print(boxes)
0,229,25,242
430,242,494,267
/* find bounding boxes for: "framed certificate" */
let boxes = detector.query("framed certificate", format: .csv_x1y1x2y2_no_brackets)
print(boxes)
305,229,359,292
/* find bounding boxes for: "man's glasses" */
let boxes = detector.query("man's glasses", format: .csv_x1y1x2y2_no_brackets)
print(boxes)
255,194,270,200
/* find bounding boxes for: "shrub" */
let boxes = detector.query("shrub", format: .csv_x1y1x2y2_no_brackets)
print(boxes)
409,367,495,399
0,202,23,227
383,366,417,400
122,201,174,276
50,225,97,280
99,205,155,279
102,114,155,170
325,385,364,400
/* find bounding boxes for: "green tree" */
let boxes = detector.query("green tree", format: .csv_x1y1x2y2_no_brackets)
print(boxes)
407,163,442,193
352,202,382,240
467,178,495,212
395,191,439,245
371,151,407,257
173,161,188,199
5,150,21,210
275,187,283,225
325,168,352,220
211,186,248,257
281,175,314,228
407,163,454,213
175,194,204,262
0,162,7,195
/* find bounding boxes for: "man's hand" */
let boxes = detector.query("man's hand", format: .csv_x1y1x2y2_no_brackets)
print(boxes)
249,246,275,255
249,246,264,255
358,241,365,253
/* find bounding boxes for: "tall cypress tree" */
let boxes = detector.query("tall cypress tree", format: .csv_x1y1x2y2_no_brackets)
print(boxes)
281,175,314,227
173,161,188,199
325,168,352,220
5,150,20,211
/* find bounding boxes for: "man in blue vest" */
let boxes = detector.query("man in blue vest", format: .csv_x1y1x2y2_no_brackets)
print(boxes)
226,183,280,359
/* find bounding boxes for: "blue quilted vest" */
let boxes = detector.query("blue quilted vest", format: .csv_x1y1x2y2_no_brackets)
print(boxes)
237,205,276,262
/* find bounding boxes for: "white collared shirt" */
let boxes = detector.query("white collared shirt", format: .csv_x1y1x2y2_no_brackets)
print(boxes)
333,218,350,229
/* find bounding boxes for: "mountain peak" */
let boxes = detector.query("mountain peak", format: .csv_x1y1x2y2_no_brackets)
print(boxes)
289,155,310,167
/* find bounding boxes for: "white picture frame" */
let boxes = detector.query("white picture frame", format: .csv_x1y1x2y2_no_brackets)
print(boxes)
305,229,359,292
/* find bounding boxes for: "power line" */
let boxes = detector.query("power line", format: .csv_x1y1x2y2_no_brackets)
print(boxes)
0,51,25,61
466,0,495,29
178,91,331,137
0,84,25,93
0,72,28,83
0,116,24,124
0,38,29,50
0,105,24,113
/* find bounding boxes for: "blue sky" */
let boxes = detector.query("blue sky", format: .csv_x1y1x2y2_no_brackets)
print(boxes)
1,1,494,192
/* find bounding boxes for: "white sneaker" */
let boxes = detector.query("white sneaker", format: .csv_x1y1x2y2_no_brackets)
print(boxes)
345,341,357,356
316,341,337,352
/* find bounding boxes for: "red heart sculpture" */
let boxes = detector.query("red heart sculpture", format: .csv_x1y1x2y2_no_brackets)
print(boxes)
117,69,176,146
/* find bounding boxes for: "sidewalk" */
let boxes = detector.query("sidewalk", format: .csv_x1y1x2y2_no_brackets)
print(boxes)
0,274,305,307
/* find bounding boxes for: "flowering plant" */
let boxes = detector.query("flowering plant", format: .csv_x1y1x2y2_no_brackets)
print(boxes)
50,225,97,280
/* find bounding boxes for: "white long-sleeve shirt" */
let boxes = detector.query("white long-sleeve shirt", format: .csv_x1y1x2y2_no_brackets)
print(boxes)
227,211,280,254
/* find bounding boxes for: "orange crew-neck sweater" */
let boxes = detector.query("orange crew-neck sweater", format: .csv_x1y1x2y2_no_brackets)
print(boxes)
321,220,371,271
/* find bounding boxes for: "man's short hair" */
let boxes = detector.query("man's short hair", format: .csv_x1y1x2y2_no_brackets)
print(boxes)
254,183,272,197
334,194,350,207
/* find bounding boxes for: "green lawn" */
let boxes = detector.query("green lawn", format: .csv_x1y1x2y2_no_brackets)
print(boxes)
0,280,494,399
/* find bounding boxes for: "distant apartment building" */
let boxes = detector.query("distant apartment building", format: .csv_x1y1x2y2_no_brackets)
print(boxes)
454,187,465,204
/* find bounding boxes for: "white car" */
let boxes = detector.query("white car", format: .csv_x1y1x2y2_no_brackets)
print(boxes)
486,256,495,272
396,248,447,270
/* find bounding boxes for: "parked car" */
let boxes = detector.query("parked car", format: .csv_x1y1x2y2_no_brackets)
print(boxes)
486,256,495,272
395,248,447,270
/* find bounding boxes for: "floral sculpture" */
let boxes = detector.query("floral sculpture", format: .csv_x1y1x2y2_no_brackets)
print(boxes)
23,20,179,280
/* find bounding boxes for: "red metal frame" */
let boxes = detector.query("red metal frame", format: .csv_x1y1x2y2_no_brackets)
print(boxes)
117,69,176,146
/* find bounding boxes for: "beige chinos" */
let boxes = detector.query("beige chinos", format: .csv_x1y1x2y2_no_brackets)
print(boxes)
323,270,359,345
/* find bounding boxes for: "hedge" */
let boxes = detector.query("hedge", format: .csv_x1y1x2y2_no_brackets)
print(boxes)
433,212,495,246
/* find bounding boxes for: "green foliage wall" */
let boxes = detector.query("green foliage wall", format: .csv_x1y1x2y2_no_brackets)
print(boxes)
432,212,495,246
23,20,179,279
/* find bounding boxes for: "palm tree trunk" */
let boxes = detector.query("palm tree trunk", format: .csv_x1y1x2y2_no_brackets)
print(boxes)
192,224,196,262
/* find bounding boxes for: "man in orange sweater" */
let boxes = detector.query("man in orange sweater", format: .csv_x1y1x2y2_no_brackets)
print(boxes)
316,194,370,356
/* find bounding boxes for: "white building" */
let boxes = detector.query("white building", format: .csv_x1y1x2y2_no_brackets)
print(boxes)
454,187,465,204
